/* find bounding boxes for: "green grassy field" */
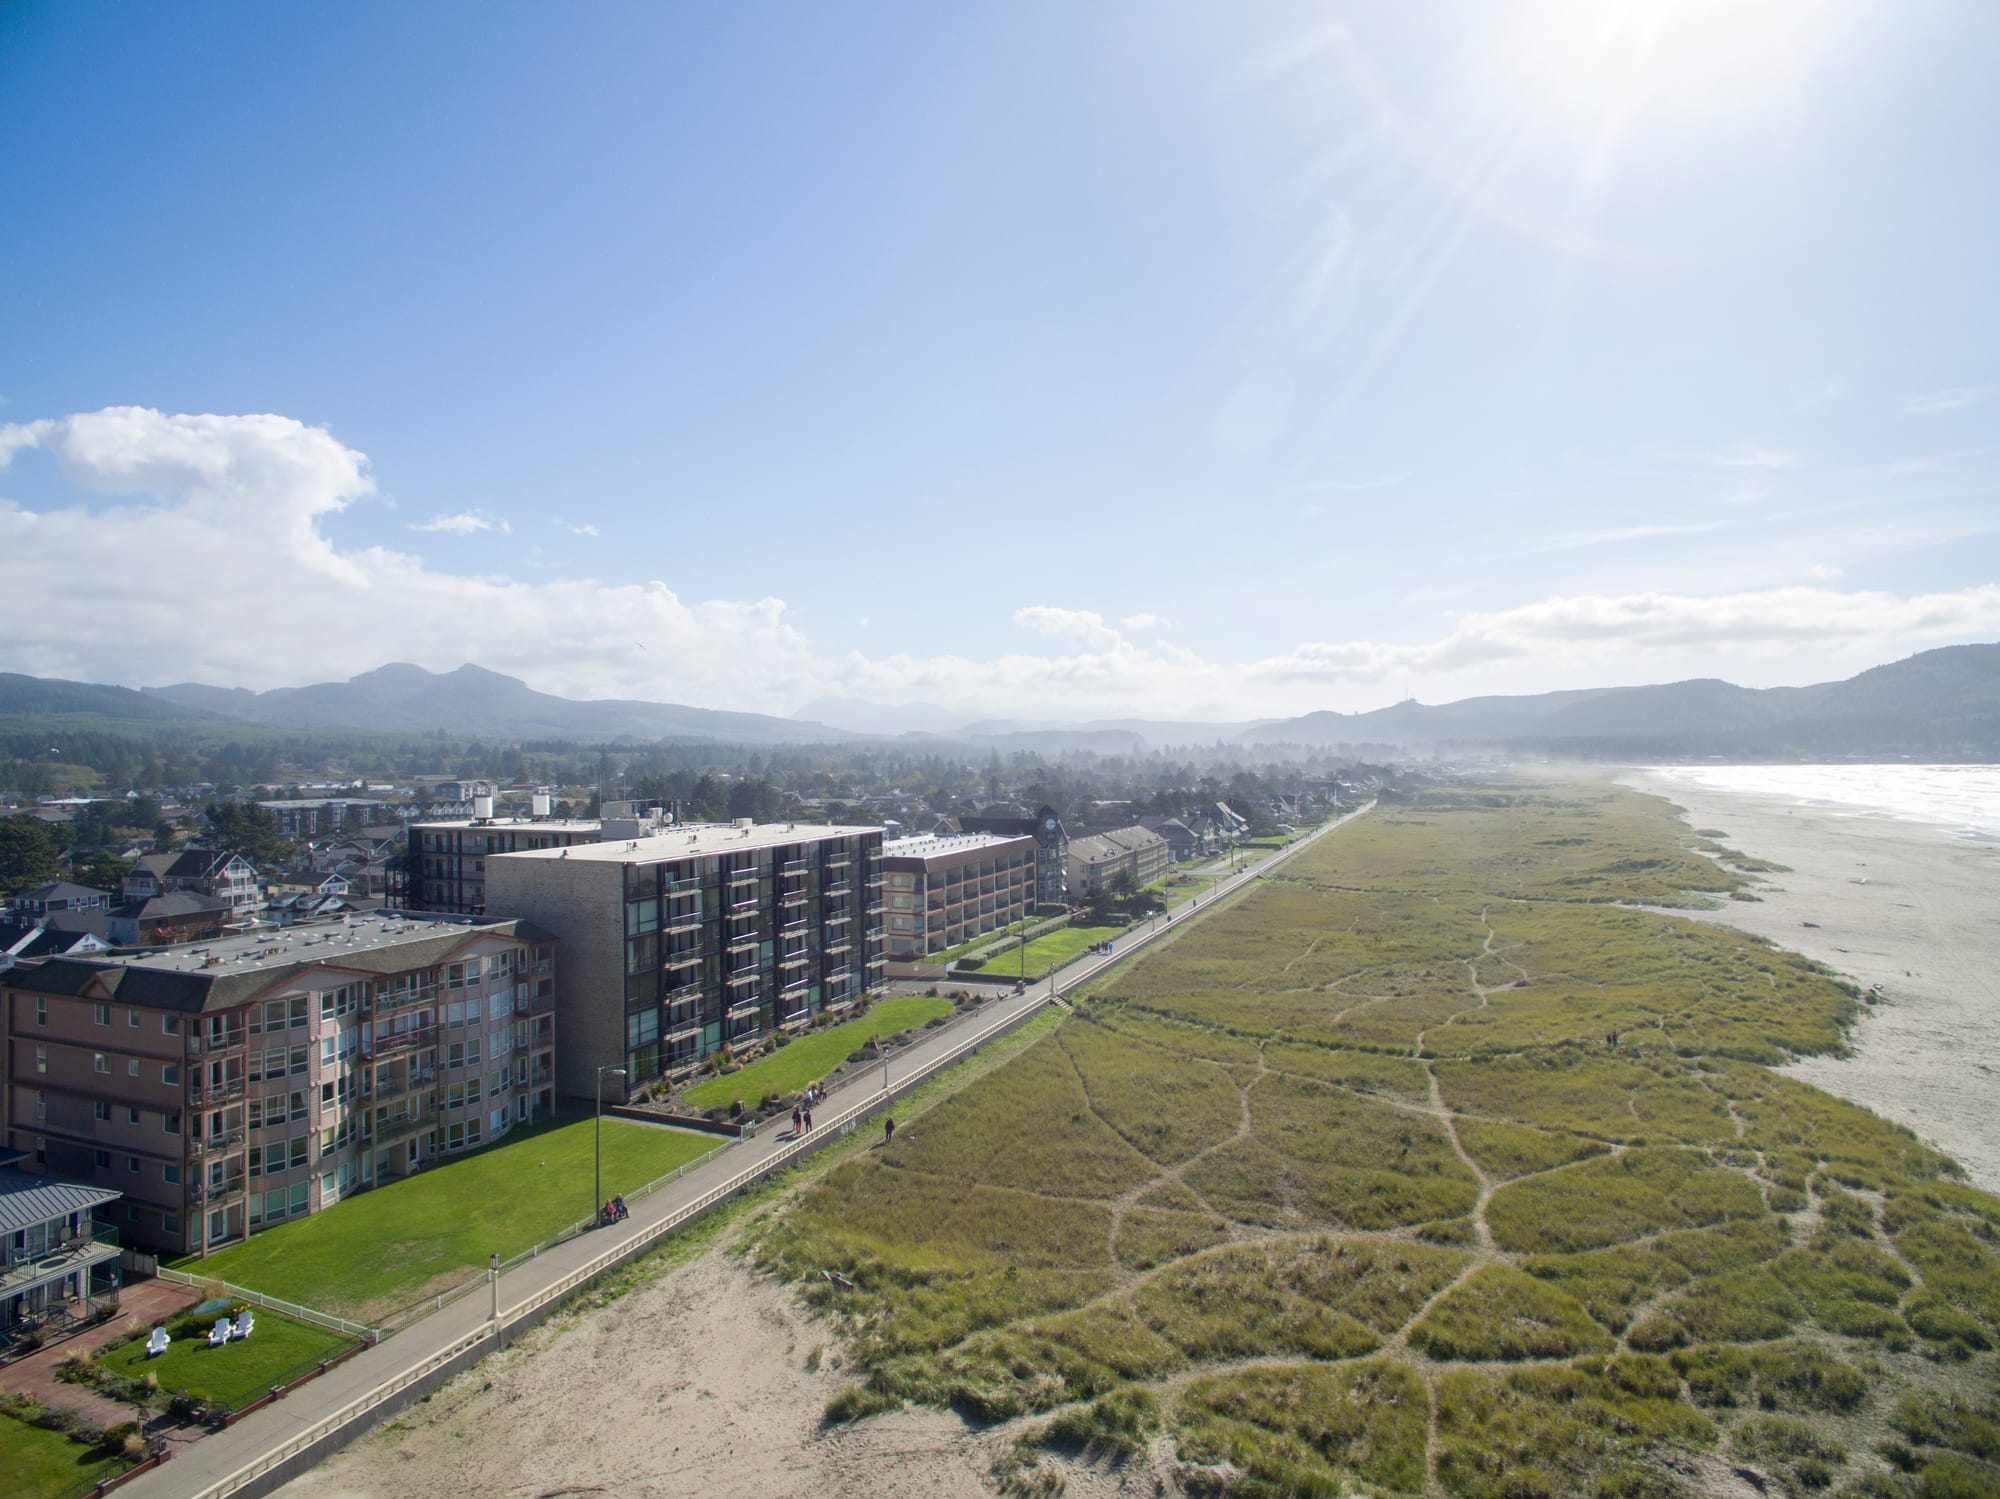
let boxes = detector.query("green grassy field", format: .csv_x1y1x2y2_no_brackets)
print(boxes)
757,781,2000,1497
680,996,953,1110
96,1305,354,1409
0,1413,130,1499
179,1117,718,1321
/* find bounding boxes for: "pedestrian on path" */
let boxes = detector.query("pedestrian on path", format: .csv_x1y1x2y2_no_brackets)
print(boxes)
803,1105,814,1132
884,1116,895,1144
792,1104,803,1134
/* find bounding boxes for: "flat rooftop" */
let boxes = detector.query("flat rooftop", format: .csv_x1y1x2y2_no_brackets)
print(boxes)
883,831,1035,861
114,912,502,978
492,822,881,864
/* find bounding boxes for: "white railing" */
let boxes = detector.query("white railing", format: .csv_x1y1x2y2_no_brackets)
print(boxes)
153,1267,377,1341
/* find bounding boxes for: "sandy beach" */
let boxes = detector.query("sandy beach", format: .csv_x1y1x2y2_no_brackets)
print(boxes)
273,1240,1162,1499
1629,770,2000,1193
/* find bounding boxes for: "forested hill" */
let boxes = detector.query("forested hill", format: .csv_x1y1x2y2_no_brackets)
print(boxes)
1240,644,2000,759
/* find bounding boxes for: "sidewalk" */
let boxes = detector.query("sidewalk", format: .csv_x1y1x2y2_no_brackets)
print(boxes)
116,805,1368,1499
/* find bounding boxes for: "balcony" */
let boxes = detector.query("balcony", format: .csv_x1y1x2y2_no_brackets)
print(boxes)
780,858,810,876
190,1129,245,1157
823,880,852,897
726,930,760,953
725,969,761,988
1,1224,121,1299
190,1178,244,1205
373,1107,434,1144
825,852,853,870
191,1030,247,1057
372,1024,436,1055
188,1078,246,1105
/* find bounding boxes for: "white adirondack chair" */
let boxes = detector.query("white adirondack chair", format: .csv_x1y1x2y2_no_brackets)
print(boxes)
144,1327,170,1357
234,1309,255,1340
207,1317,233,1347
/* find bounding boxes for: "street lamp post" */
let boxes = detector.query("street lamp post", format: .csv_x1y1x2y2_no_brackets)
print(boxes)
594,1064,626,1227
489,1251,500,1322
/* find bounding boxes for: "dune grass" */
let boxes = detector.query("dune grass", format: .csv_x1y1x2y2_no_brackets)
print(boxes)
680,995,952,1110
753,779,2000,1496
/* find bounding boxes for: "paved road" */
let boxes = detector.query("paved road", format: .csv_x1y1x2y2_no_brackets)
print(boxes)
119,803,1371,1499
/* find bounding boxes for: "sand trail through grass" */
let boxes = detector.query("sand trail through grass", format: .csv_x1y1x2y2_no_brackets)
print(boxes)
755,784,2000,1498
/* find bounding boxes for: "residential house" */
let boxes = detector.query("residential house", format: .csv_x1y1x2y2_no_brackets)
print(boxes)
122,849,259,913
106,893,232,949
0,1149,121,1342
7,882,113,920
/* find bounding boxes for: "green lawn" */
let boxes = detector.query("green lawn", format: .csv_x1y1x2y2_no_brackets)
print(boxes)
681,996,953,1110
177,1117,720,1321
1009,923,1122,980
0,1414,130,1499
97,1306,355,1410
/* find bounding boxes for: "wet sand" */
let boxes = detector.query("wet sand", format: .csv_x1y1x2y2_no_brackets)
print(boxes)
1629,772,2000,1192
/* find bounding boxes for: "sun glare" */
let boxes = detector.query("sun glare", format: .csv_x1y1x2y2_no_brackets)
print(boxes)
1499,0,1822,125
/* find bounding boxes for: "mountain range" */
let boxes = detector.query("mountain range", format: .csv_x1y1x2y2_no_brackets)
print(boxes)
0,645,1995,759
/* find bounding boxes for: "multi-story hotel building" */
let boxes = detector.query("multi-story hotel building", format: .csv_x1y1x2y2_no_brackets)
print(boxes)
484,821,884,1104
407,800,676,915
0,915,556,1257
879,832,1036,959
1066,824,1171,895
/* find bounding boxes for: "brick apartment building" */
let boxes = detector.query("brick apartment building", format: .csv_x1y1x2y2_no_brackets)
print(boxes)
484,821,884,1103
880,832,1036,959
1,915,556,1257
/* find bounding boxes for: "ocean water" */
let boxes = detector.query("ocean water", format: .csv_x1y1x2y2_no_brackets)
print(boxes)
1646,763,2000,842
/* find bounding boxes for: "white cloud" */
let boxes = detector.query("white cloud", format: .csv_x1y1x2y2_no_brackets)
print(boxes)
411,510,509,535
1123,612,1167,631
1014,605,1124,652
0,409,1992,722
554,519,599,537
1906,384,1999,415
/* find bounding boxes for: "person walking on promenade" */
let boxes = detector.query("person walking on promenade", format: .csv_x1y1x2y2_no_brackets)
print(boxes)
792,1103,803,1135
883,1116,896,1145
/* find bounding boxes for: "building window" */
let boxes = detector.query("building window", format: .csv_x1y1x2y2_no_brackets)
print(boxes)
164,1163,181,1185
128,1009,140,1028
35,1045,47,1073
128,1156,141,1174
128,1106,141,1125
94,1149,111,1168
163,1014,179,1035
162,1215,180,1237
163,1063,180,1086
128,1058,141,1078
94,1053,110,1074
95,1100,111,1121
164,1112,181,1136
35,997,46,1027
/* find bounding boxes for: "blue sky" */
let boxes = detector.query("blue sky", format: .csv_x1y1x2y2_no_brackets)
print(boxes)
2,0,1996,722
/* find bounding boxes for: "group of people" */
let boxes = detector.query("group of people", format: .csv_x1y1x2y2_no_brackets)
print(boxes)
792,1084,823,1136
600,1193,629,1225
1089,940,1115,955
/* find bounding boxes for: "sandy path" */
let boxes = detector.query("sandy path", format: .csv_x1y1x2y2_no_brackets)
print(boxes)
274,1238,1167,1499
1627,772,2000,1192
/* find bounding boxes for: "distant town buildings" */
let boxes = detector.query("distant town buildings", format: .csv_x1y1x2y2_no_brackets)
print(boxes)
880,831,1036,959
1,914,556,1256
483,821,884,1104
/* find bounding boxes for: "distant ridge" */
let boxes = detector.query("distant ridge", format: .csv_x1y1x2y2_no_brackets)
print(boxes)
131,663,851,745
1,644,1994,757
1238,644,2000,759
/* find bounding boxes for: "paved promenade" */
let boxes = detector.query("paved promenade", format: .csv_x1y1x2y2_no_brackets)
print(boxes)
117,805,1368,1499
